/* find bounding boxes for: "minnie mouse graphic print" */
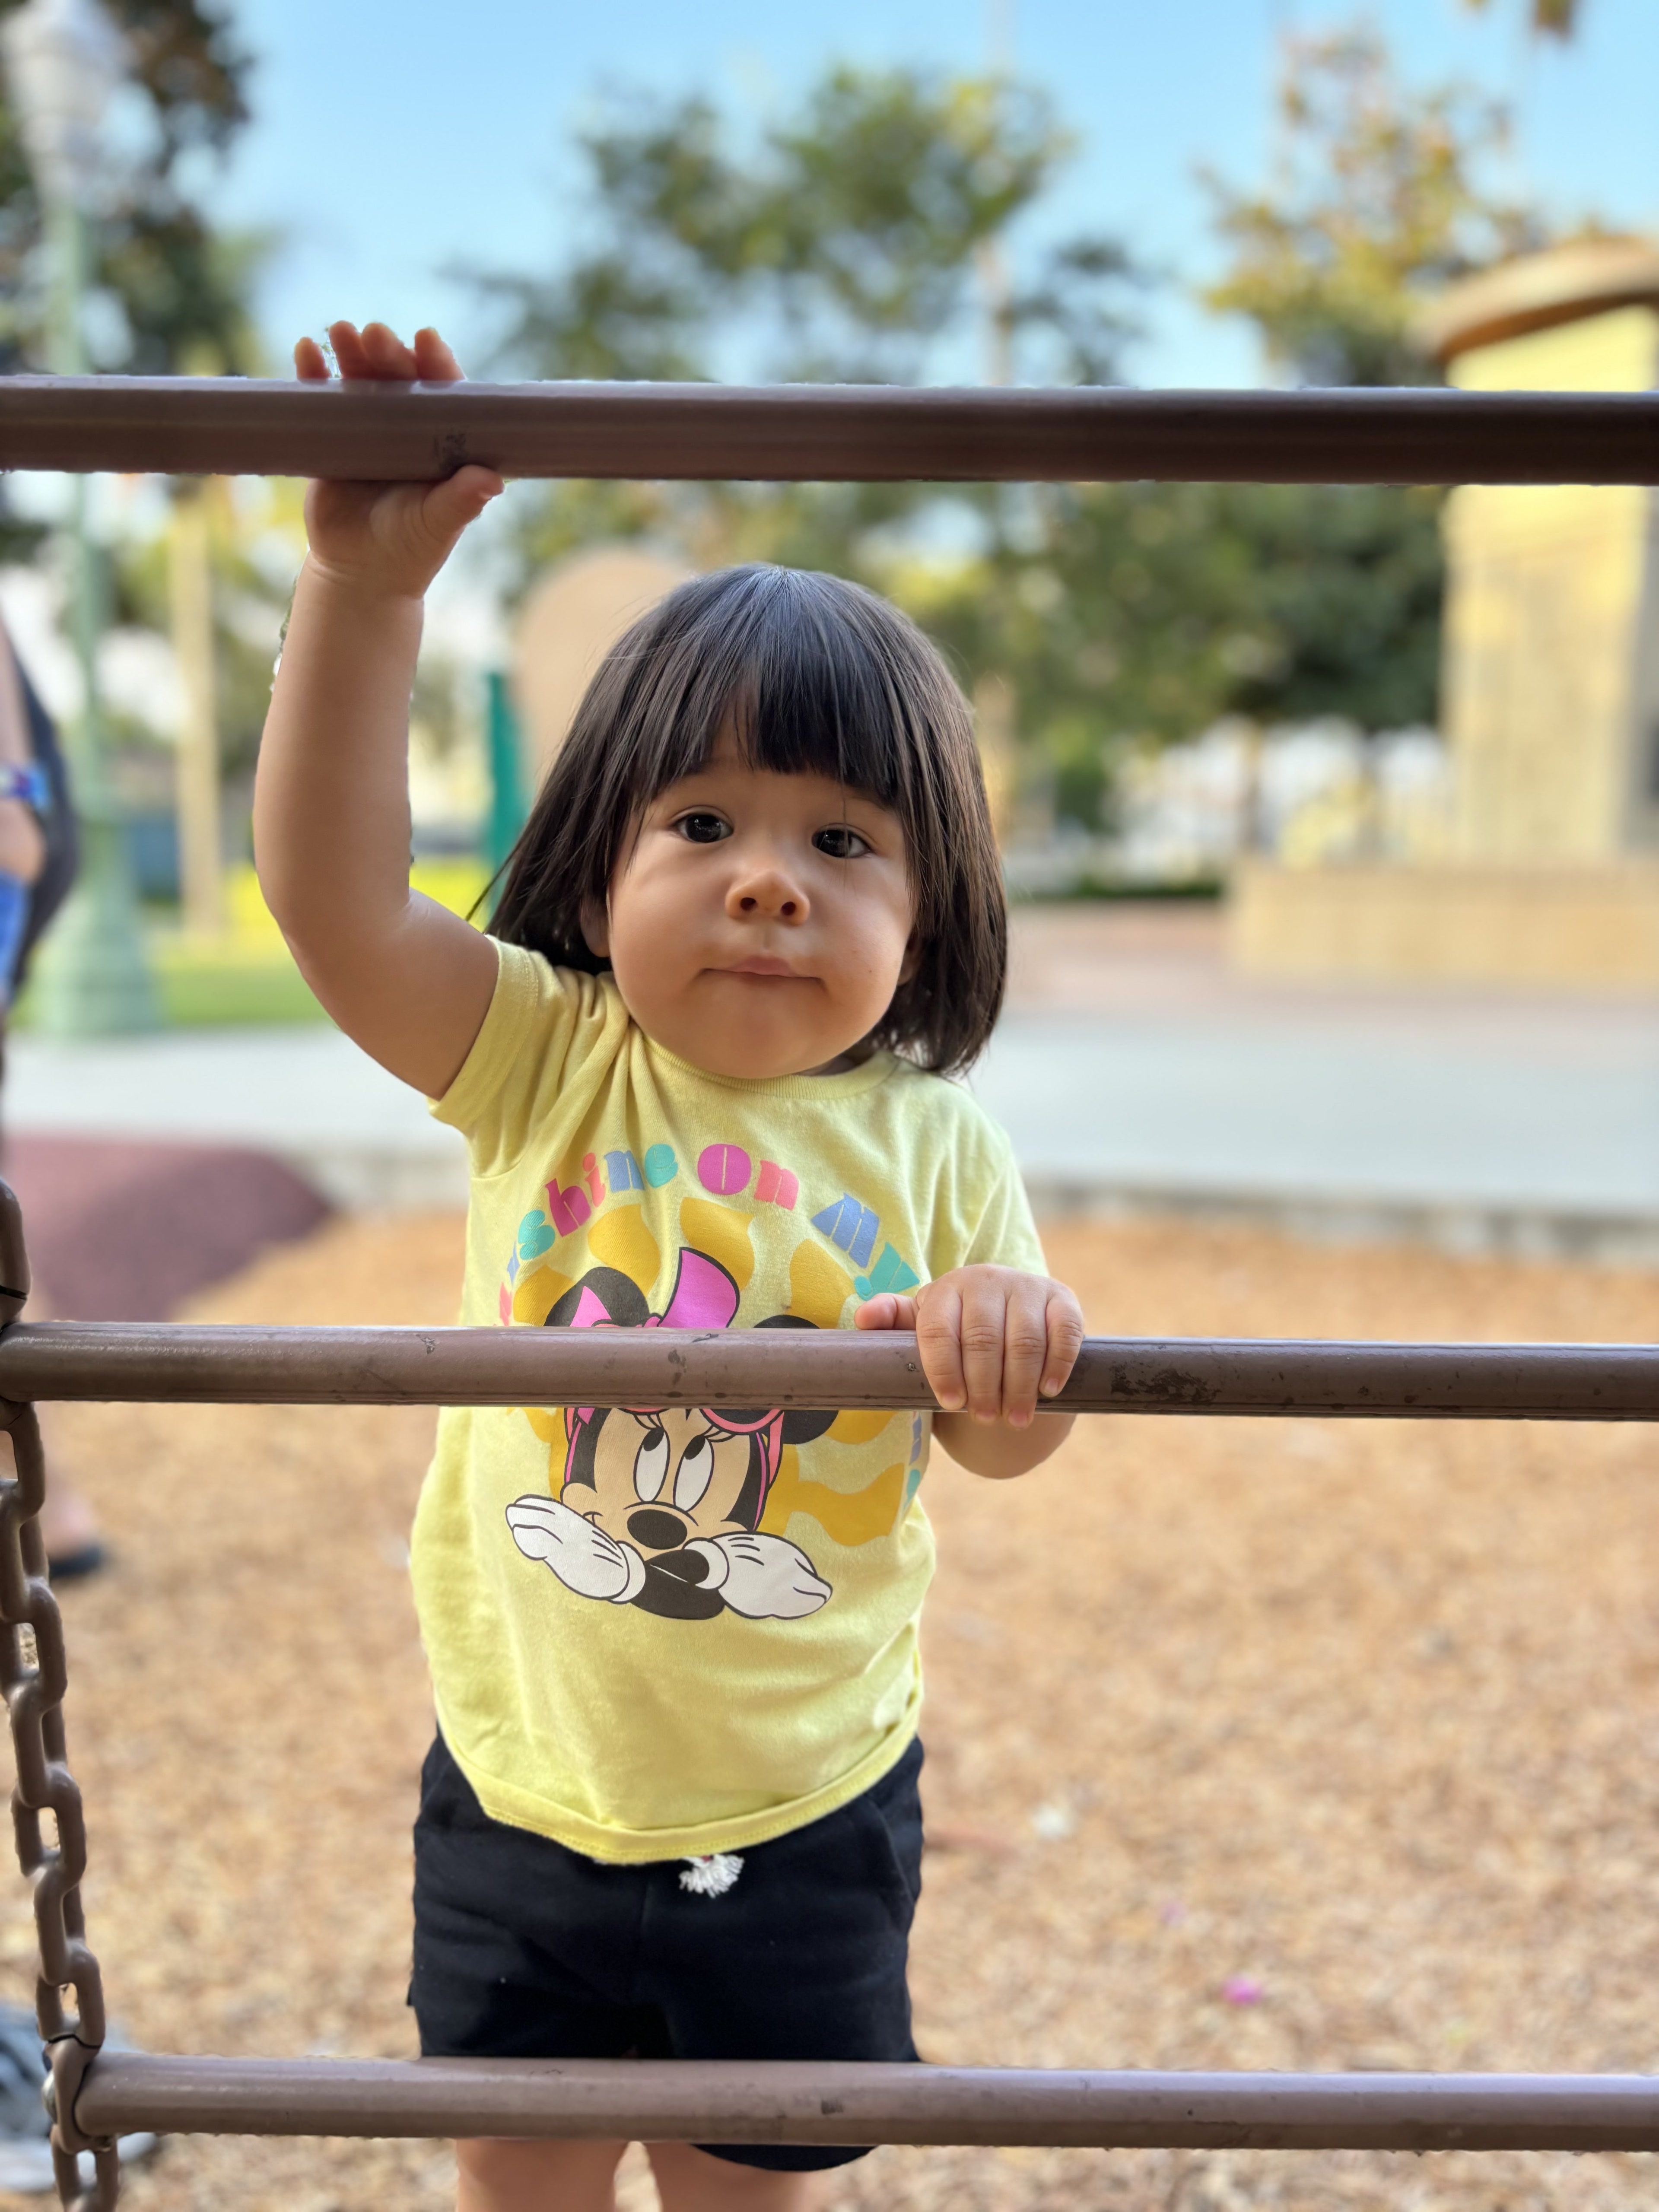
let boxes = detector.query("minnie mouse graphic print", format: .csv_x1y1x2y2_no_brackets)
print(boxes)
414,944,1045,1864
505,1248,838,1622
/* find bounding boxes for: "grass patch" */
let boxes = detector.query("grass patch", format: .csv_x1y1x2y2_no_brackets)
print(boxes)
152,952,326,1027
13,860,494,1030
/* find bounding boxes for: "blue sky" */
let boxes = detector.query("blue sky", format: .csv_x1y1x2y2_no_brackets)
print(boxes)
205,0,1659,389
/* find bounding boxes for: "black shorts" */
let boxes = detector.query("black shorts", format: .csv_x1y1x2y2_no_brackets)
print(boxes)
410,1731,924,2172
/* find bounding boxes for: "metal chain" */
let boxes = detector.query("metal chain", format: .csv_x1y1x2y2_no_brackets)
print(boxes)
0,1184,118,2211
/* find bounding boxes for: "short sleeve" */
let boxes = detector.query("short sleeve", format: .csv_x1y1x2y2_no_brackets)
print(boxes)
428,940,630,1179
962,1134,1048,1277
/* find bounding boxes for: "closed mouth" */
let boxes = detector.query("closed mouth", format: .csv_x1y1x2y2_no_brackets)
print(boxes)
717,957,804,978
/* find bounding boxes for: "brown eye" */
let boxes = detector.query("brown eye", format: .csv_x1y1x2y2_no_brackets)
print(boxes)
677,812,731,844
813,825,869,860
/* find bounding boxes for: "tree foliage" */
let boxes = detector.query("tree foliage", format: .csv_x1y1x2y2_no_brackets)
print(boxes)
1201,28,1549,386
470,67,1139,388
470,48,1571,829
0,0,260,377
916,480,1446,823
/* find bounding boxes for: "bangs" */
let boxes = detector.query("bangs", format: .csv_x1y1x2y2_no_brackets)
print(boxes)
621,567,909,818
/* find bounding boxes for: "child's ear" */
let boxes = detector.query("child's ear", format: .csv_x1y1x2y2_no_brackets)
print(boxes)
580,898,610,959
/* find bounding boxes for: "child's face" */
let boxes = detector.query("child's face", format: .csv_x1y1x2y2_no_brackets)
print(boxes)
585,732,916,1079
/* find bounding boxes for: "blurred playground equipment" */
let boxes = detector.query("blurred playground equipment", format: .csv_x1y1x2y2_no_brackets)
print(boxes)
512,549,694,788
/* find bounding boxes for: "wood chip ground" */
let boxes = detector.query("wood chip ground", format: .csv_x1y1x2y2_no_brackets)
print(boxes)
8,1210,1659,2212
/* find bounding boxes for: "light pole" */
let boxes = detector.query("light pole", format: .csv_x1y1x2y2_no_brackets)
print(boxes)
3,0,159,1034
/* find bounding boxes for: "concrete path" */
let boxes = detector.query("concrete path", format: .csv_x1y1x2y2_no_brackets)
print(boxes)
11,906,1659,1253
979,907,1659,1255
6,1025,469,1210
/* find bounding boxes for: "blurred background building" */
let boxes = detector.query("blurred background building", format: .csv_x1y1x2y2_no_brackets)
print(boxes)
1235,233,1659,987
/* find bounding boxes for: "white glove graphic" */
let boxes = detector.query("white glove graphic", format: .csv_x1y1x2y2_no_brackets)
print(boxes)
684,1533,832,1619
506,1495,646,1605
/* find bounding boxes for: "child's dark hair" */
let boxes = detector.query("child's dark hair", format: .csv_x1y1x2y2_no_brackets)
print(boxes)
490,563,1006,1076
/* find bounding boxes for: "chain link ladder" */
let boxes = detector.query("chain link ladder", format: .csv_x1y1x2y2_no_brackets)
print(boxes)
0,1185,118,2211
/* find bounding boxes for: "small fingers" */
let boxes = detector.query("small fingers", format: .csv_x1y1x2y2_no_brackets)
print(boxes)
1041,1289,1086,1399
413,325,464,381
308,322,462,385
915,1281,966,1414
327,319,419,380
999,1284,1052,1429
957,1289,1007,1425
420,464,504,539
922,1270,1085,1430
360,319,420,377
855,1293,917,1332
325,319,373,377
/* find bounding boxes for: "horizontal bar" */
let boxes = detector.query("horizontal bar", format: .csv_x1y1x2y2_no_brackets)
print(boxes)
3,378,1659,486
72,2054,1659,2152
1,1323,1657,1417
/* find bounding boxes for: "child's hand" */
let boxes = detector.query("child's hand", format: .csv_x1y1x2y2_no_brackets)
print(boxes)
856,1265,1084,1430
294,320,503,601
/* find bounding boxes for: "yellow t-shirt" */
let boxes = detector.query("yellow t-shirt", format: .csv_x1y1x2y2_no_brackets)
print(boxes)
415,940,1046,1863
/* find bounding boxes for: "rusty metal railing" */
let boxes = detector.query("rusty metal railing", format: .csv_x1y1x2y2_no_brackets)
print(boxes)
2,1320,1657,1417
67,2054,1659,2153
0,376,1657,485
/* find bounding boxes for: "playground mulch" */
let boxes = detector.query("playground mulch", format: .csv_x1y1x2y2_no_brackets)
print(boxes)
9,1208,1659,2211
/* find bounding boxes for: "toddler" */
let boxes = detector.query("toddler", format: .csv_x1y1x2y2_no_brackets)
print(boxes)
255,320,1085,2212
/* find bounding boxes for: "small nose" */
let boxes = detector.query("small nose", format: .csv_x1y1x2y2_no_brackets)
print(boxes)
628,1507,689,1552
728,859,806,921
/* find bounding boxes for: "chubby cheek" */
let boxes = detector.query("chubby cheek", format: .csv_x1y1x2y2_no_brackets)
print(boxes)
607,863,715,972
606,907,714,1038
834,906,909,998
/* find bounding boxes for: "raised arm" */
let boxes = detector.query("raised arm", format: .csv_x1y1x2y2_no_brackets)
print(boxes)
252,321,502,1098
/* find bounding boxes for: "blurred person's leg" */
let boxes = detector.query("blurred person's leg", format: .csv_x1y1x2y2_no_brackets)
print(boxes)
0,623,44,953
0,624,101,1576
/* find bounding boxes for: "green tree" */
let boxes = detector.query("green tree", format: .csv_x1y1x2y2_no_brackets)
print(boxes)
470,52,1506,836
470,67,1137,388
1201,27,1548,386
467,64,1142,589
0,0,260,378
114,478,306,787
0,2,277,826
464,64,1156,827
1157,23,1592,823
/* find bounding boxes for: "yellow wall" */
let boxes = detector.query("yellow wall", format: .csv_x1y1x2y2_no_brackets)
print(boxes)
1442,308,1659,863
1230,857,1659,991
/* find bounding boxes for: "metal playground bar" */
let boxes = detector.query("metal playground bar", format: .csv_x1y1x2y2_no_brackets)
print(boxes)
3,373,1659,2206
0,374,1657,485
